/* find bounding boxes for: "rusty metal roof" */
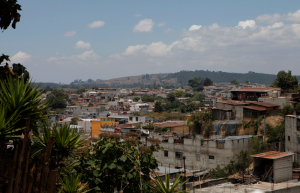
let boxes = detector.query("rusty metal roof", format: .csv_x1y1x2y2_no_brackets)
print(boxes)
250,102,279,108
252,151,294,159
217,101,248,106
230,88,280,92
243,105,266,111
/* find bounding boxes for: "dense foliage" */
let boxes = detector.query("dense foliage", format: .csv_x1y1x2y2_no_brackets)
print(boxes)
46,89,69,109
71,133,161,193
271,70,298,90
0,0,22,30
188,77,204,91
281,104,294,116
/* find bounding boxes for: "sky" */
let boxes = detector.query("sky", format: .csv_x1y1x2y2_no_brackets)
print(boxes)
3,0,300,83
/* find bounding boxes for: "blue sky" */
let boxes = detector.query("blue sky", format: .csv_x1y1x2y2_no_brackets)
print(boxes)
3,0,300,83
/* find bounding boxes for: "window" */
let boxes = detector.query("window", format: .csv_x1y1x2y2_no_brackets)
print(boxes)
288,136,290,141
209,155,214,160
298,137,300,144
111,118,115,122
107,118,111,121
164,150,168,157
136,117,138,121
217,142,224,149
196,154,200,161
103,118,106,121
175,152,182,159
129,117,133,121
101,118,103,121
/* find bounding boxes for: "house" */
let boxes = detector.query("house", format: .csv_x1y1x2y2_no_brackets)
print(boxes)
252,151,294,183
285,115,300,165
154,122,188,133
66,106,88,116
243,102,280,119
152,135,256,170
230,88,281,101
215,101,248,119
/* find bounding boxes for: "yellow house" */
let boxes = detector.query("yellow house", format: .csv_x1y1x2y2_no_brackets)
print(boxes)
91,116,124,137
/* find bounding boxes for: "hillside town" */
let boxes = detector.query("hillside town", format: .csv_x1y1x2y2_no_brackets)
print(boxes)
4,0,300,192
36,72,300,192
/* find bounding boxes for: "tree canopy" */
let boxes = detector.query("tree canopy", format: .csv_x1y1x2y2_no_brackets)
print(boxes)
271,70,298,90
0,0,22,31
203,77,213,86
188,77,204,92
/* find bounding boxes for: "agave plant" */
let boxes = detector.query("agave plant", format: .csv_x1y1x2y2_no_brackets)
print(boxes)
0,104,23,144
32,123,84,163
0,75,49,137
148,169,191,193
59,173,91,193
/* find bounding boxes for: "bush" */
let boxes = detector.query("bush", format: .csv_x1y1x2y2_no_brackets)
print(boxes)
281,104,294,116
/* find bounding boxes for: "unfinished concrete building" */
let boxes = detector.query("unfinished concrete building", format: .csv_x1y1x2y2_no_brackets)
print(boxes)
252,151,294,183
285,115,300,165
151,135,255,170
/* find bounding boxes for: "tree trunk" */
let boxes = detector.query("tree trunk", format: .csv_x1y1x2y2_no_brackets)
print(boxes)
13,117,30,193
6,144,18,193
0,142,8,191
40,135,55,193
22,149,31,193
47,170,57,193
26,164,36,193
33,162,43,193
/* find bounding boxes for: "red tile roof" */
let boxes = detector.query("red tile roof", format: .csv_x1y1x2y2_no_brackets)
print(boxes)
252,151,294,159
230,88,280,92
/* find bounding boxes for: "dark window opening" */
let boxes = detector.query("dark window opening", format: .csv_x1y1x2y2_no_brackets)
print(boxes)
136,117,138,121
164,150,168,157
175,152,182,159
288,136,290,141
209,155,214,160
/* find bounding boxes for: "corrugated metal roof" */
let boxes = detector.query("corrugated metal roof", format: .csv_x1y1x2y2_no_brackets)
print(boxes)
252,151,294,159
243,106,266,111
217,101,248,106
230,88,280,92
250,102,279,108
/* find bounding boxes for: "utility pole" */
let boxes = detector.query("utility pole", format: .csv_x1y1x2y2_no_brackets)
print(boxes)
183,156,186,190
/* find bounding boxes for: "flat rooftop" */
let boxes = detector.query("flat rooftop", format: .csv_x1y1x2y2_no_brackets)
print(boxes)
196,181,300,193
252,151,294,159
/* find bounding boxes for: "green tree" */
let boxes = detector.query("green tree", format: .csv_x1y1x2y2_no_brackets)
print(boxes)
0,0,22,30
188,77,204,92
271,70,298,90
133,96,140,102
154,101,163,113
92,86,98,90
203,78,213,86
55,108,64,114
188,111,212,136
235,150,251,183
50,97,67,109
141,94,154,102
281,104,294,116
76,88,86,94
70,117,79,125
190,93,205,101
230,79,239,85
71,134,161,193
186,102,197,112
249,137,267,154
88,102,94,107
174,90,184,97
245,80,249,84
265,123,285,143
166,92,176,102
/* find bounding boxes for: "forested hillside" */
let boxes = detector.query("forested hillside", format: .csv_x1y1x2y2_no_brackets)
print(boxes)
38,70,300,89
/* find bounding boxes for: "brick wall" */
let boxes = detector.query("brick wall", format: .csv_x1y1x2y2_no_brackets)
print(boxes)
274,156,293,183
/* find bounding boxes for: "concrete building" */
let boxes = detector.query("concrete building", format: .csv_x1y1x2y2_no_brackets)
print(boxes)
252,151,294,183
215,101,247,119
285,115,300,165
152,135,255,170
230,88,281,101
66,106,88,116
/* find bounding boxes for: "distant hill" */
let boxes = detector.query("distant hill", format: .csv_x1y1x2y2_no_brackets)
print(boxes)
40,70,300,89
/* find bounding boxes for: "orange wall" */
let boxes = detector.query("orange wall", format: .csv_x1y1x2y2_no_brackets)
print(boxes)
91,121,101,137
99,117,120,127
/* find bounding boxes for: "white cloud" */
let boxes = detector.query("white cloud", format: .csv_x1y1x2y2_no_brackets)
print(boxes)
11,51,31,63
74,41,91,49
256,9,300,24
237,20,256,29
42,9,300,83
158,22,166,27
133,19,155,33
189,25,202,31
163,28,174,34
64,31,77,36
88,20,105,28
135,14,141,17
